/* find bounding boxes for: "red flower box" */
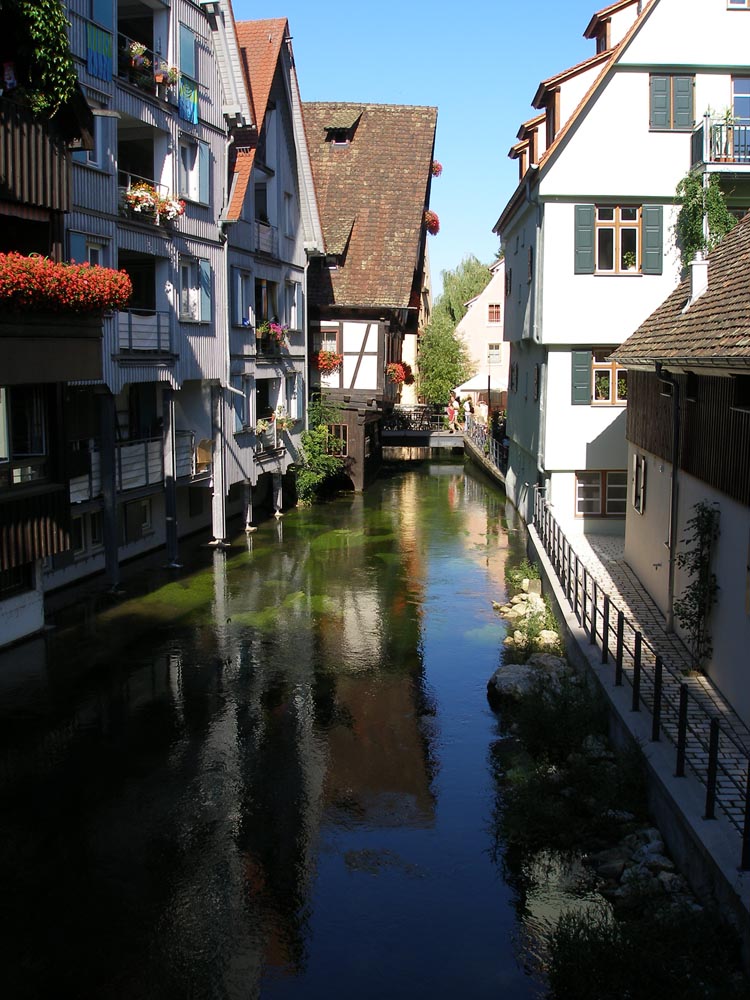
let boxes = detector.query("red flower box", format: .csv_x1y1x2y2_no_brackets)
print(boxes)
0,253,132,315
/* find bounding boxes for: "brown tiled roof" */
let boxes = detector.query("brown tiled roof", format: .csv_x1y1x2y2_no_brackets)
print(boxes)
611,215,750,368
227,18,287,222
302,102,437,310
584,0,640,39
532,50,612,108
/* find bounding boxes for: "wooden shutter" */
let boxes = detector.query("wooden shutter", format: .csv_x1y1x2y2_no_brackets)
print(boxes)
673,76,694,130
198,259,211,321
574,206,595,273
641,206,663,274
571,350,592,405
198,141,210,205
650,75,670,129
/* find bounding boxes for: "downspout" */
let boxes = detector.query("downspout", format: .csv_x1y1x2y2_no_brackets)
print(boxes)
524,166,546,496
656,361,681,632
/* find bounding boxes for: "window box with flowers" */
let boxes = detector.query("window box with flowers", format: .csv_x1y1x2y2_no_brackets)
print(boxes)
315,350,344,374
256,320,289,352
0,253,132,316
273,407,295,432
123,183,186,225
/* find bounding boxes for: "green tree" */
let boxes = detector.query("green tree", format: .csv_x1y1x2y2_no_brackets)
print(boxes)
417,255,491,403
674,172,736,272
296,397,346,505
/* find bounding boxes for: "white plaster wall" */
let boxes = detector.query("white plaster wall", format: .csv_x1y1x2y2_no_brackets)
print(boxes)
625,452,750,728
558,64,605,125
539,202,681,347
342,321,379,390
455,261,509,387
502,201,537,345
609,3,641,46
544,349,628,470
623,0,750,68
0,564,44,648
548,470,626,537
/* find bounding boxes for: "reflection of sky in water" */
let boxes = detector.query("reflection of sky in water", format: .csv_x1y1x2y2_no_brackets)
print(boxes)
0,464,551,999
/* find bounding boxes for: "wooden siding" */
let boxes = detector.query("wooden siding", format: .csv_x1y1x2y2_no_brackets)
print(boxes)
0,488,71,571
628,370,750,506
0,99,70,211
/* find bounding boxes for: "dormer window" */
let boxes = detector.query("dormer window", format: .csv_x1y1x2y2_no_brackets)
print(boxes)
324,111,361,145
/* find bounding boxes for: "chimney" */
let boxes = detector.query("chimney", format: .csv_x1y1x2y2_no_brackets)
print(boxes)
684,251,709,311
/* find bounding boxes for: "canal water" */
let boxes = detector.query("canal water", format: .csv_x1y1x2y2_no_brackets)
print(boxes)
1,462,550,999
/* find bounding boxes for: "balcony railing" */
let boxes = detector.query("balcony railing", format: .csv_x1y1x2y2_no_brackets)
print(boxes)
117,33,160,95
68,432,209,502
691,115,750,167
117,309,172,355
255,220,279,256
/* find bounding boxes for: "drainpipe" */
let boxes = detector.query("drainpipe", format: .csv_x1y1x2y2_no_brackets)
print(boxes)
656,361,681,631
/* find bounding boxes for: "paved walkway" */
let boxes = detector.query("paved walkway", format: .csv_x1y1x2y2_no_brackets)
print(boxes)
534,524,750,847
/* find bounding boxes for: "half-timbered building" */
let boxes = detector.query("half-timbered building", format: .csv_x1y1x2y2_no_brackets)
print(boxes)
303,102,437,491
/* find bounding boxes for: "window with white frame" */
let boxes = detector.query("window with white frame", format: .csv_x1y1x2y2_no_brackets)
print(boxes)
87,242,105,267
632,453,647,514
179,258,211,322
179,138,209,204
728,0,750,9
488,342,502,364
73,111,105,168
285,374,301,420
576,470,627,516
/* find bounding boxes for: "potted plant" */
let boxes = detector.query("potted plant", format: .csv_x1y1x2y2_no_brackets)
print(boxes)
274,407,295,432
315,350,343,374
157,195,186,222
386,361,406,384
124,181,158,216
255,418,270,435
424,209,440,235
622,250,637,272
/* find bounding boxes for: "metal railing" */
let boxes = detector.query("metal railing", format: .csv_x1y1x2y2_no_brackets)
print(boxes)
691,114,750,166
117,33,160,95
255,220,279,256
383,405,445,431
464,414,507,474
117,309,172,354
533,490,750,869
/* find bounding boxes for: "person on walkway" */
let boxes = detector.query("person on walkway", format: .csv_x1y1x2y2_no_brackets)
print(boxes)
463,397,473,423
447,393,459,433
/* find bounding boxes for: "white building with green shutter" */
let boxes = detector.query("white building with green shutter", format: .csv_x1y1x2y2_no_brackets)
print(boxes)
494,0,750,530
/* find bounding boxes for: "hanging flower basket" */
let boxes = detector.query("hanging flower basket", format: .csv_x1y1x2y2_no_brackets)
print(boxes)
431,160,443,177
158,196,186,222
124,182,159,214
315,350,343,374
274,407,295,432
424,210,440,235
0,253,132,314
386,362,407,384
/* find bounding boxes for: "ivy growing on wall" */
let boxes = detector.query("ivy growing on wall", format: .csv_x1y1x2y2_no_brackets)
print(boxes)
674,172,736,273
7,0,77,118
673,500,720,672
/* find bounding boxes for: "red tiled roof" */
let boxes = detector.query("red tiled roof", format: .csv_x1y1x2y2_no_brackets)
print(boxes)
584,0,640,39
303,102,437,310
227,18,287,222
611,215,750,367
533,50,612,108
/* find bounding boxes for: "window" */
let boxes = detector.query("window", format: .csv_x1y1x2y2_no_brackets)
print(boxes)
650,75,694,131
632,453,647,514
576,470,627,517
488,342,502,364
87,242,104,267
71,516,85,555
179,138,209,204
505,267,512,297
286,281,301,330
74,112,105,167
728,0,750,8
318,325,339,352
284,192,294,236
178,25,198,125
233,268,253,326
90,511,103,548
255,184,269,224
179,258,211,322
488,303,502,324
575,204,663,275
69,233,107,266
592,350,628,404
0,385,49,487
255,379,276,420
533,363,540,401
140,498,152,532
731,374,750,412
527,245,533,283
286,374,302,420
255,278,278,324
327,424,348,456
509,361,519,393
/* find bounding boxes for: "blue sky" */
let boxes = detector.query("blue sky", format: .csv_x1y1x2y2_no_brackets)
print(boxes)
232,0,602,296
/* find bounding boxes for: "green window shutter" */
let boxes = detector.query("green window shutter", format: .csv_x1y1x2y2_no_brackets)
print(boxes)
199,259,211,321
179,24,196,79
650,75,670,129
574,205,595,274
69,232,87,263
673,76,694,130
571,350,592,405
198,141,210,205
642,206,663,274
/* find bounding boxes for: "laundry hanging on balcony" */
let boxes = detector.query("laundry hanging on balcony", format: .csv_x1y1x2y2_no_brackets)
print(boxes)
86,24,112,82
178,78,199,125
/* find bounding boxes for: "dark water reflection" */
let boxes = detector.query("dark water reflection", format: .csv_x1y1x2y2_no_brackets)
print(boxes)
0,463,538,999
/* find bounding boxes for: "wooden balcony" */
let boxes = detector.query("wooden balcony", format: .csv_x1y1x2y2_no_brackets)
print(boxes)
691,115,750,170
0,311,103,384
0,97,71,211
